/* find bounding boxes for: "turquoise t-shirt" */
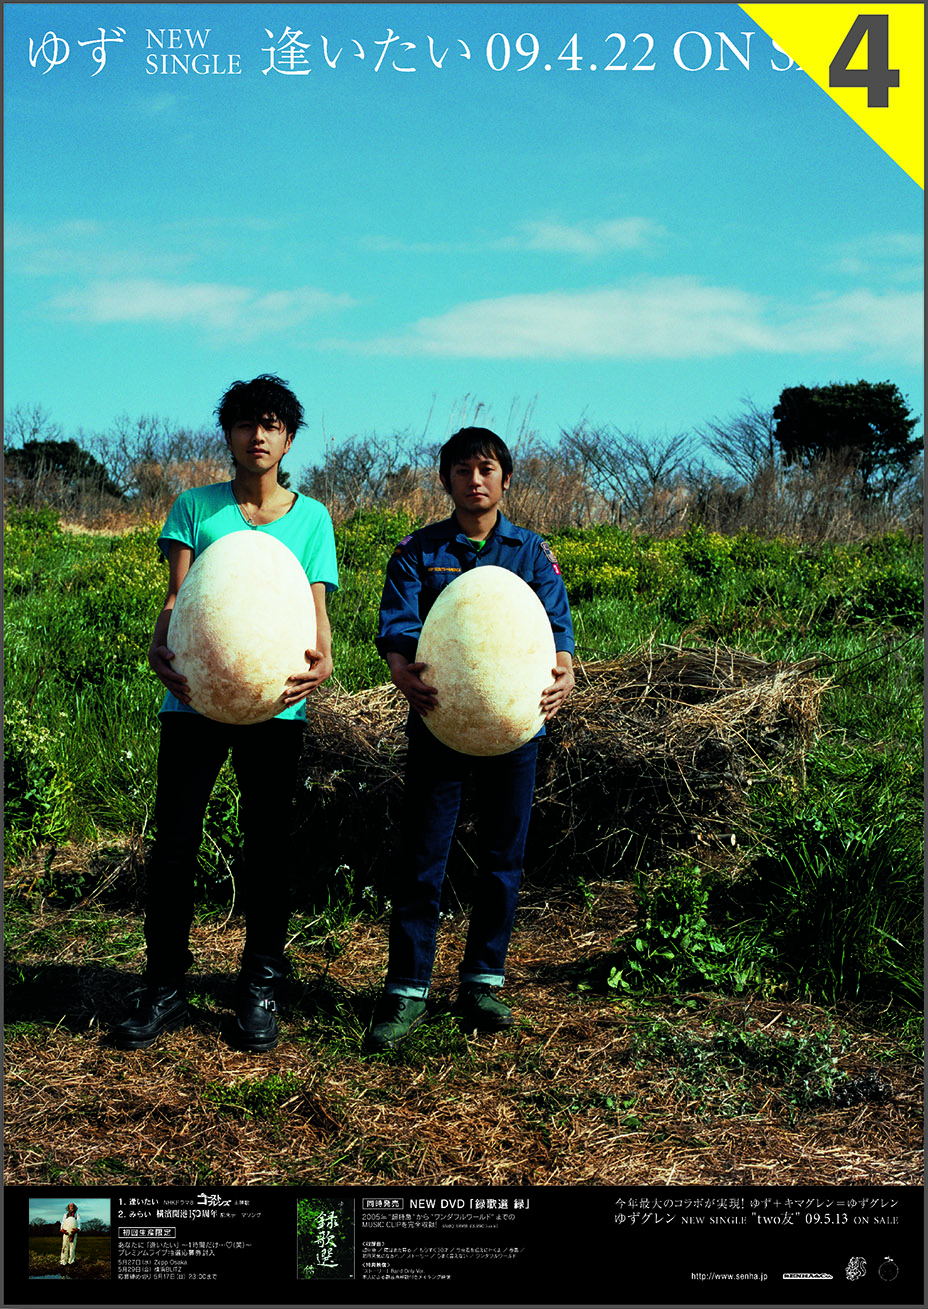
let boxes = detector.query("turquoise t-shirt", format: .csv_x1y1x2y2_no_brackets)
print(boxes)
157,482,339,722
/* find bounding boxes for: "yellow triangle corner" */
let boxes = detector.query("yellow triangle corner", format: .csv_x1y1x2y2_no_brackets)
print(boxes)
740,4,923,187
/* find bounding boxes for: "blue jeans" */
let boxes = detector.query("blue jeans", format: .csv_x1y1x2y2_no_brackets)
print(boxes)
385,713,539,998
143,713,305,982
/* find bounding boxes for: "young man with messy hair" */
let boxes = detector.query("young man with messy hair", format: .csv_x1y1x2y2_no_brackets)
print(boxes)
111,375,337,1054
368,426,575,1051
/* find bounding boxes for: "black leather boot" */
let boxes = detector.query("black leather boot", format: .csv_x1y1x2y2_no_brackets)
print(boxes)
229,983,278,1052
111,982,189,1050
227,953,284,1052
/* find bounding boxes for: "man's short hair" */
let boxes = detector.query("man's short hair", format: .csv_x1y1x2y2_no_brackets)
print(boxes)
215,374,305,437
439,427,513,486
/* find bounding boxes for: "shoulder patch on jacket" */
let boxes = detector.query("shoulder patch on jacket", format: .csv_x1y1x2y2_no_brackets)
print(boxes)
391,535,414,557
541,540,562,574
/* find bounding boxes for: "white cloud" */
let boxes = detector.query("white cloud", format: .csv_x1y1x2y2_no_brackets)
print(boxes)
23,245,194,280
4,219,104,248
775,289,925,364
322,276,924,365
361,216,667,257
837,232,923,261
359,235,474,254
133,92,183,117
328,278,775,359
7,216,301,279
516,218,667,254
48,279,356,340
829,232,923,283
7,220,194,278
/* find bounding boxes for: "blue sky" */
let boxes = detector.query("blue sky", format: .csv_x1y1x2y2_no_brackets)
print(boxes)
4,2,923,477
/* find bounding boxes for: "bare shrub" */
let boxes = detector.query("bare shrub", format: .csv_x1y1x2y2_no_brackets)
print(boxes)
266,427,928,544
4,402,64,449
300,432,443,522
559,424,695,532
85,414,229,515
696,397,779,485
3,457,125,524
691,393,923,542
681,448,922,545
743,456,920,544
504,436,607,533
3,404,126,525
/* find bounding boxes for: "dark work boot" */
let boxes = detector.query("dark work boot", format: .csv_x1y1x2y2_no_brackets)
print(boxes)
454,983,514,1031
111,982,189,1050
227,953,284,1052
366,993,428,1053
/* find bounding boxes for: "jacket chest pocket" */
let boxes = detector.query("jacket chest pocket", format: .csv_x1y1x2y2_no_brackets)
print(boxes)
420,569,463,617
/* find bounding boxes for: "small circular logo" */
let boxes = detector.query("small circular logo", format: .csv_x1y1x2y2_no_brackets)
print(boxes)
879,1258,899,1283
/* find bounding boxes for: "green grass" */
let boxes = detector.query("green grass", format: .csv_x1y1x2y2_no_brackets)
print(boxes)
202,1071,306,1121
572,861,768,998
629,1014,850,1123
29,1232,111,1261
733,771,922,1005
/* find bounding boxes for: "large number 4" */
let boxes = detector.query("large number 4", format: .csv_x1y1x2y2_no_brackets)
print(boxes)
829,14,900,108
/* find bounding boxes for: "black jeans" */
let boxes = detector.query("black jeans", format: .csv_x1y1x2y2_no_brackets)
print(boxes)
143,712,305,982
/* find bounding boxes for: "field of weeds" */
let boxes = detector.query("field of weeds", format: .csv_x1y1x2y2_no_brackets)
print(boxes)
26,1233,111,1281
3,505,923,1189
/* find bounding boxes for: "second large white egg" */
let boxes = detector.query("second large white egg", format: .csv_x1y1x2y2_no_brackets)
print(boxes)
415,565,556,756
168,531,316,724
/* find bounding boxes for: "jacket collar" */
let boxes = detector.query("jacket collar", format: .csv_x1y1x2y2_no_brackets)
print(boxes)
424,510,522,543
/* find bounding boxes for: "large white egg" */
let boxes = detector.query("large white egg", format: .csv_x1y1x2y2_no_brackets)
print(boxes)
168,531,316,724
415,565,556,756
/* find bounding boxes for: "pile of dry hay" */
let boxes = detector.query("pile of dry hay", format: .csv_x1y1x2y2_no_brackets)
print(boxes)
295,642,829,899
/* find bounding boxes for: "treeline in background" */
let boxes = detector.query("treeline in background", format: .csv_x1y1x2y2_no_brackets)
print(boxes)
3,379,923,542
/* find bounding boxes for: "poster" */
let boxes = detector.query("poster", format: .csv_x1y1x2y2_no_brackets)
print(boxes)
3,3,924,1306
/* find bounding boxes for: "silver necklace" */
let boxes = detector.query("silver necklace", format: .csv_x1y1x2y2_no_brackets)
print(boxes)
231,483,258,528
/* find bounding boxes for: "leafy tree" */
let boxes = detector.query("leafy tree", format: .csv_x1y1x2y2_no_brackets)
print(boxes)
4,438,123,500
772,381,922,497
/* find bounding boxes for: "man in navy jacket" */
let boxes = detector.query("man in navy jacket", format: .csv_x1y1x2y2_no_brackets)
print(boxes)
368,427,575,1051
